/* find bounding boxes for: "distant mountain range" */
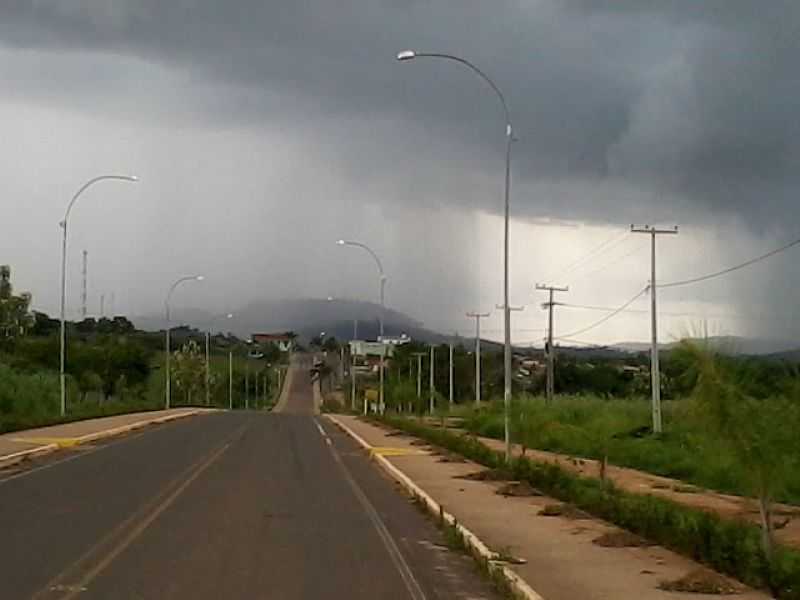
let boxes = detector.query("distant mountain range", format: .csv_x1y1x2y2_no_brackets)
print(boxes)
133,297,461,345
611,336,800,356
133,299,800,359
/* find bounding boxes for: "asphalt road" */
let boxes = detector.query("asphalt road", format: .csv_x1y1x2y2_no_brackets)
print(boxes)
0,356,500,600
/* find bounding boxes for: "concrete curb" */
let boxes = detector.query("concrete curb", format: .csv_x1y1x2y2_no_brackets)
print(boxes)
0,409,209,468
273,360,296,413
326,414,545,600
0,443,60,467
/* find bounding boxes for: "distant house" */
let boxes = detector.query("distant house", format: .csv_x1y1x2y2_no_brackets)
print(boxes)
252,333,294,352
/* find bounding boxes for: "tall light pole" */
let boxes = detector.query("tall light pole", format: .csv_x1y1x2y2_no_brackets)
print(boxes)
336,239,387,411
164,275,204,410
397,50,514,460
206,313,233,406
59,174,137,417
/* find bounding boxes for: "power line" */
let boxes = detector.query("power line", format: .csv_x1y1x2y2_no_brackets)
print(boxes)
574,239,648,281
659,235,800,288
545,229,629,280
556,286,649,340
560,302,793,322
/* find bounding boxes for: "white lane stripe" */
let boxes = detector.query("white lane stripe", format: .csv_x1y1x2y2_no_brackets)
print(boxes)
314,420,327,438
326,434,428,600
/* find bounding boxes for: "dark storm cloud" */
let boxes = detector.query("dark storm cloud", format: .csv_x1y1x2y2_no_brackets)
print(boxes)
3,1,799,231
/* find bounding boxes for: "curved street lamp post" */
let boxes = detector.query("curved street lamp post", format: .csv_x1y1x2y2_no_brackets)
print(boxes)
397,50,515,460
164,275,204,409
336,239,387,412
59,175,138,417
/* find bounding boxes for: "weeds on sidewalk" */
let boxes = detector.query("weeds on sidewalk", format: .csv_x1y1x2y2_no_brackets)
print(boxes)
374,414,800,600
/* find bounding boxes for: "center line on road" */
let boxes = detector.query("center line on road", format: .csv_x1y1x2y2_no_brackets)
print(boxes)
34,423,248,600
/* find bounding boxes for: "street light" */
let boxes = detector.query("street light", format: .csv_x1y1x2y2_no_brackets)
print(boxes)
397,49,515,461
336,238,387,412
206,313,233,406
164,275,204,409
59,174,138,417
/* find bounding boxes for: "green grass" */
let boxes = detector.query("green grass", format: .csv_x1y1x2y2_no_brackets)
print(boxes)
376,413,800,599
452,395,800,504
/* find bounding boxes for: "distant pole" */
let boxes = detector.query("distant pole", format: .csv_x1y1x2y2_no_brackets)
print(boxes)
379,345,385,414
449,342,454,408
467,312,490,405
353,319,358,340
205,331,211,406
81,250,88,319
351,350,357,411
413,352,425,400
100,294,105,318
429,345,435,414
228,350,233,410
535,284,568,403
245,358,249,410
631,225,678,434
110,292,115,317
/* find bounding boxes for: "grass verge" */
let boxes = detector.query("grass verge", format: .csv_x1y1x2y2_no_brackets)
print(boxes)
374,414,800,599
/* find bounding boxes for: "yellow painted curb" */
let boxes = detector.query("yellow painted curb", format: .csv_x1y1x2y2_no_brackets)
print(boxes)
371,446,429,457
10,437,81,449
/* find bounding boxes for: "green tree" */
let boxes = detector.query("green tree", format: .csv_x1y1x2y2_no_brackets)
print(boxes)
679,340,800,558
0,265,33,339
173,340,205,405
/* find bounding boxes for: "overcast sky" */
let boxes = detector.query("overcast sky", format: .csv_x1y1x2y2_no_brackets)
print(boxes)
2,1,799,345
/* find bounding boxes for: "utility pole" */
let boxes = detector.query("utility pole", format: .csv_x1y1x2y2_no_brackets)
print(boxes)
535,284,568,403
351,355,357,411
353,319,358,340
631,224,678,434
100,294,105,318
81,250,88,319
245,357,249,410
429,345,435,414
228,349,233,410
412,352,426,408
110,292,115,317
449,341,454,408
466,312,490,406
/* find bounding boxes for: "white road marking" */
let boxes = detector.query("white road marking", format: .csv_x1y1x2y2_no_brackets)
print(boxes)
324,423,428,600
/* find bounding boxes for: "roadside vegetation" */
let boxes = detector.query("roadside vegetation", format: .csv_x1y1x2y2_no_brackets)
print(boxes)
352,338,800,596
0,265,287,432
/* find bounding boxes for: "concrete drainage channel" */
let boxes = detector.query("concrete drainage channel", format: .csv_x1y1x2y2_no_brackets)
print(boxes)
326,414,545,600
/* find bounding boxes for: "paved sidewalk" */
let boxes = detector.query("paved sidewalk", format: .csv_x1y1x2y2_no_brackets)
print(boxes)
0,408,212,465
330,415,770,600
426,420,800,548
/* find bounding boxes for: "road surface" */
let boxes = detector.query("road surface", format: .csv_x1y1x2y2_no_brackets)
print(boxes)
0,355,499,599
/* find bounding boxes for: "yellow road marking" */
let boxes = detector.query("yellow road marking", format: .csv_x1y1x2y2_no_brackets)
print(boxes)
371,446,428,457
10,437,81,448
